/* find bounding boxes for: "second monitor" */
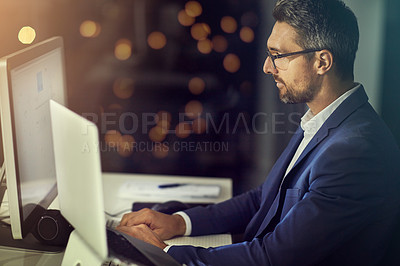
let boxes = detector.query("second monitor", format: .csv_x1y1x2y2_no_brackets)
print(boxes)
0,36,67,240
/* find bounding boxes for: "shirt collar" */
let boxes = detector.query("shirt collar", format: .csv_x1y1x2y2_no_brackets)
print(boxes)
300,83,361,137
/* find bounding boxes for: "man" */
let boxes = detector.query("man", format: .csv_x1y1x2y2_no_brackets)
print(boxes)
117,0,400,265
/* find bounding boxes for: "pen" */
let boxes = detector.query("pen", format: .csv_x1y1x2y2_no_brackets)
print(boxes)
158,183,187,188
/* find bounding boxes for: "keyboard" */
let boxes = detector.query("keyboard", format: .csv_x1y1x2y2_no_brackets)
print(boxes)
131,202,211,212
106,228,156,266
106,217,120,229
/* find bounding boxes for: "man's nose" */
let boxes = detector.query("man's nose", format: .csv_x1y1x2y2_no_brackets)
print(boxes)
263,56,278,75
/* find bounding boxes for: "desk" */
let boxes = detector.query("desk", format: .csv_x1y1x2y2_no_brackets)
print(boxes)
102,173,232,216
0,173,232,265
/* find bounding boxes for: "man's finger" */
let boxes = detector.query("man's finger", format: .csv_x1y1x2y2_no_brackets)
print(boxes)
119,208,156,227
119,212,136,226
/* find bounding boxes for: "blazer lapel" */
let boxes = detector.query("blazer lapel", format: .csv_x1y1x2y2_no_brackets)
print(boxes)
269,127,305,183
244,127,304,240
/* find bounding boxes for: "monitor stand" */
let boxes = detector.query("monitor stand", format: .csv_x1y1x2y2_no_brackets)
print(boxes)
0,177,63,253
0,223,64,253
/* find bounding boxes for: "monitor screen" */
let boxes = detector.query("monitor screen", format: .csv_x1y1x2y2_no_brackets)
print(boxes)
0,37,66,239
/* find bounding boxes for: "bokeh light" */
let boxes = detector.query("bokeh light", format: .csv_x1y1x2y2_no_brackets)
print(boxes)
157,120,171,132
18,26,36,44
152,144,169,159
223,53,241,73
156,111,172,123
105,130,122,147
178,9,195,26
113,78,134,99
117,134,135,157
240,27,255,43
147,31,167,50
79,20,101,38
114,39,132,60
188,77,205,95
151,111,172,142
185,1,202,17
185,100,203,119
197,39,213,54
149,126,167,142
192,118,207,134
191,23,211,41
175,122,192,138
221,16,237,34
212,35,228,53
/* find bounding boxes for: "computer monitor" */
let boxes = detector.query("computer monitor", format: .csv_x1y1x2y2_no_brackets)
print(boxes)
0,122,5,205
0,36,67,239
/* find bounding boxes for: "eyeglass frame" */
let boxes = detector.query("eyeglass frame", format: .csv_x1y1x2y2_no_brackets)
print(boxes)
266,48,322,70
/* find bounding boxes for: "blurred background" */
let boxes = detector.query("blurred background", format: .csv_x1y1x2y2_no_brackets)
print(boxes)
1,0,399,195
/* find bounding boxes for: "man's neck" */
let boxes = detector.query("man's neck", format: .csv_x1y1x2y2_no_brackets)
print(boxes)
307,78,355,115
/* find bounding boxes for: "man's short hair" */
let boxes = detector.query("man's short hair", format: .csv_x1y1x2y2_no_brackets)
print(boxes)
273,0,359,80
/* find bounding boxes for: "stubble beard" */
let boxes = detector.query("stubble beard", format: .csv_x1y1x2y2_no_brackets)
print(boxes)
277,78,319,104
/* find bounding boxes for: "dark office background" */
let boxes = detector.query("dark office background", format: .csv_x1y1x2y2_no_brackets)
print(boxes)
1,0,399,195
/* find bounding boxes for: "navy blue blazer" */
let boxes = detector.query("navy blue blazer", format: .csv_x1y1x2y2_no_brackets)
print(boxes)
168,86,400,266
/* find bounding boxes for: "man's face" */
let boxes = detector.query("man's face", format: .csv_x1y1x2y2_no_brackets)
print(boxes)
264,22,320,104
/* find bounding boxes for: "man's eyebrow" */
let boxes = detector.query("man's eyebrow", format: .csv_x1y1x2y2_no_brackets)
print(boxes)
266,44,280,52
266,39,279,51
269,47,280,52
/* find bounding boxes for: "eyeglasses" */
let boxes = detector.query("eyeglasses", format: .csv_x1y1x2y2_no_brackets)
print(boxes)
266,48,321,70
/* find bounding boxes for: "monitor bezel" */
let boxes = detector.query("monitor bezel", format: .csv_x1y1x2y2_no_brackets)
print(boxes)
0,36,67,239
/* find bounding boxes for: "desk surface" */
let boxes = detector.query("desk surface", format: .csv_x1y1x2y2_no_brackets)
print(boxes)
0,173,232,265
102,172,232,216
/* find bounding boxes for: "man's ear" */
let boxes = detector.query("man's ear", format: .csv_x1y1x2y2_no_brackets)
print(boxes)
315,49,333,75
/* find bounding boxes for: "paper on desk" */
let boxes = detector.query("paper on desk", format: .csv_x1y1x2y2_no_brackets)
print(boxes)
117,181,221,199
165,234,232,248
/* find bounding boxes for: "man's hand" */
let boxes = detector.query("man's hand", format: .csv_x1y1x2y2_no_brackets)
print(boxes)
118,208,186,240
116,224,168,250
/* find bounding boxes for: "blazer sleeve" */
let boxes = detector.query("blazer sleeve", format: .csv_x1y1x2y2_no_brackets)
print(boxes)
182,185,263,236
167,138,400,266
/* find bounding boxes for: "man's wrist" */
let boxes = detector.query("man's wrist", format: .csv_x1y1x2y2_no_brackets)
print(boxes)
172,213,187,236
173,211,192,236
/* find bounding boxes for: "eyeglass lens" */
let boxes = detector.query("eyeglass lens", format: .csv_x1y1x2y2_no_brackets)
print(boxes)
267,51,290,70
